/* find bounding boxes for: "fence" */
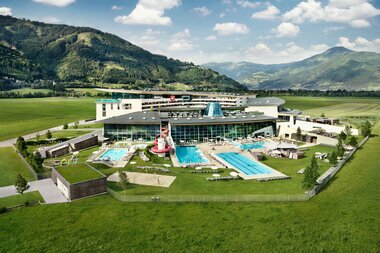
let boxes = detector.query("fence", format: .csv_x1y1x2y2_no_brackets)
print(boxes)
108,188,309,203
307,135,369,198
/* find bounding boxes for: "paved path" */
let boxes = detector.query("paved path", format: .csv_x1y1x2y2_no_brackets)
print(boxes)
0,120,96,147
0,179,68,204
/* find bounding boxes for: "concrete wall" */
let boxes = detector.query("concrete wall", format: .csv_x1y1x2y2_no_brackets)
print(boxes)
245,106,278,118
96,99,142,120
70,136,98,151
47,145,70,158
295,120,359,135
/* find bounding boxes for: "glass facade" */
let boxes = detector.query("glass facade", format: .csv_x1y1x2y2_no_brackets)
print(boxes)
170,121,275,142
204,102,224,117
104,124,160,141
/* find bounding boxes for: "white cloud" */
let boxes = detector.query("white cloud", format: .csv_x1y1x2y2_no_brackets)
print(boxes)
213,22,250,35
223,0,232,4
129,29,162,50
236,0,260,8
111,5,123,11
168,28,194,51
192,6,211,17
272,22,300,37
219,12,226,18
310,43,329,51
0,7,12,16
282,0,380,28
33,0,75,7
42,16,61,24
251,4,280,20
205,35,217,41
323,26,344,34
337,36,380,52
114,0,181,26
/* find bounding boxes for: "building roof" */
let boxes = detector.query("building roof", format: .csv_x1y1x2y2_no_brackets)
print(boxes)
95,88,252,98
99,110,276,125
246,97,285,106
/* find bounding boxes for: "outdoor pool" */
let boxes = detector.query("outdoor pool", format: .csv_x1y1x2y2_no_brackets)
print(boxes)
99,149,128,161
216,152,273,176
176,146,209,164
238,141,266,150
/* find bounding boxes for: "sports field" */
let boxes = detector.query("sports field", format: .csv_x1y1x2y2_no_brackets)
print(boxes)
0,98,95,141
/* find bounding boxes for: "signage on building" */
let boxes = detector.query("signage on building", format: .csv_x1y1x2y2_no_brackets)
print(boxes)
169,95,176,102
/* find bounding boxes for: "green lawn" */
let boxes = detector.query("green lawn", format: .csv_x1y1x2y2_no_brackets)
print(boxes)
0,123,378,252
69,123,103,129
28,130,92,141
0,97,95,141
0,191,44,208
57,164,104,184
0,147,35,186
9,88,51,95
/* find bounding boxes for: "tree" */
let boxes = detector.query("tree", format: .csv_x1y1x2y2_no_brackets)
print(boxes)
46,130,52,139
73,122,79,129
296,127,302,141
346,135,358,147
303,156,320,189
320,113,325,117
361,120,372,137
16,136,27,153
30,152,44,173
336,137,345,157
63,123,68,130
344,125,352,137
15,174,29,194
329,151,338,166
36,133,40,142
339,130,347,141
118,170,129,191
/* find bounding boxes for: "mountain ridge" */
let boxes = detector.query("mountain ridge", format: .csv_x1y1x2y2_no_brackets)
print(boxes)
203,47,380,91
0,15,245,92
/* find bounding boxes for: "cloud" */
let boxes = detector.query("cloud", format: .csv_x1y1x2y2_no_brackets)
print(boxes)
251,4,280,20
205,35,217,41
192,6,211,17
310,43,329,51
129,28,162,50
323,26,344,34
236,0,260,8
272,22,300,37
213,22,250,35
337,36,380,52
282,0,380,28
33,0,75,7
42,16,61,24
114,0,181,26
219,12,226,18
0,7,12,16
168,28,194,51
111,5,123,11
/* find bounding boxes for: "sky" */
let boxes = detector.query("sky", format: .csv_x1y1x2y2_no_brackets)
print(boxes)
0,0,379,64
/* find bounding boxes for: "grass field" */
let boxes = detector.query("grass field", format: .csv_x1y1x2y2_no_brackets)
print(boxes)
8,88,51,95
0,123,378,252
28,130,92,141
0,147,34,187
0,97,95,141
0,191,44,208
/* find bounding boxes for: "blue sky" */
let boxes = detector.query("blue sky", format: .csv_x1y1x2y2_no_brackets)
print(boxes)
1,0,379,64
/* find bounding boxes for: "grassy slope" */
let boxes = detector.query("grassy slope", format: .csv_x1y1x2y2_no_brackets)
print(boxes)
0,191,44,208
0,147,34,186
0,97,95,141
0,123,378,252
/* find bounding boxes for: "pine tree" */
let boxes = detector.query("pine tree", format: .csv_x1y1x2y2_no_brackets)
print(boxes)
46,130,52,139
118,170,129,191
344,125,352,137
15,174,29,194
361,120,372,137
296,127,302,141
336,137,345,157
346,135,358,147
329,151,337,166
303,156,320,189
16,136,27,154
320,113,325,117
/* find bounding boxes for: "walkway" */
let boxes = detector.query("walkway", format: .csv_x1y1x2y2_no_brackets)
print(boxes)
0,179,68,204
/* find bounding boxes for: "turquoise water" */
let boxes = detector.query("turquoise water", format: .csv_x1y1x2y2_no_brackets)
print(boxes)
238,141,265,150
217,152,272,175
176,146,208,164
99,149,127,161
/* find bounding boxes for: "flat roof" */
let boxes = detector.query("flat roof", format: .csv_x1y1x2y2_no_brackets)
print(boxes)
95,88,252,98
57,164,104,184
99,111,276,125
246,97,285,106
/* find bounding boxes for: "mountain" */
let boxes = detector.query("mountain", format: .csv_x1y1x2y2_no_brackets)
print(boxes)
0,15,245,92
203,47,380,90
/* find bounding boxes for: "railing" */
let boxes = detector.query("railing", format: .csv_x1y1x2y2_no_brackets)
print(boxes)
107,188,309,202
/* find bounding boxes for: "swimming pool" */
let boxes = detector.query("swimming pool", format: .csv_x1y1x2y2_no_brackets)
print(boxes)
238,141,266,150
216,152,273,176
176,146,209,164
99,149,128,161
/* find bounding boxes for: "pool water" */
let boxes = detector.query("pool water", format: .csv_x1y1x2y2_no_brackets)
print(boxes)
176,146,208,164
217,152,272,176
99,149,128,161
238,141,265,150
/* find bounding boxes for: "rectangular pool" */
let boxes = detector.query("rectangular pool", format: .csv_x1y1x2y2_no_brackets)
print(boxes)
176,146,208,164
238,141,266,150
216,152,273,176
99,149,128,161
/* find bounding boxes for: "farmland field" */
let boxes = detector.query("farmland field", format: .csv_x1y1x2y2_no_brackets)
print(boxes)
0,97,95,141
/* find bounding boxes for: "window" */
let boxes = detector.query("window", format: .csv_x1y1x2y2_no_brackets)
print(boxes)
124,103,132,109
